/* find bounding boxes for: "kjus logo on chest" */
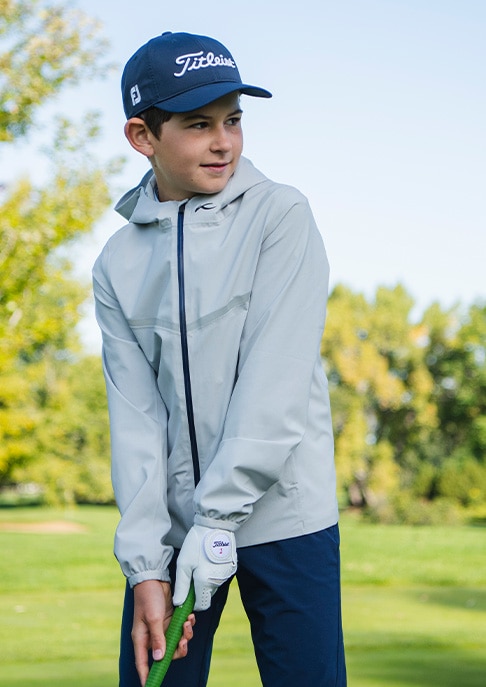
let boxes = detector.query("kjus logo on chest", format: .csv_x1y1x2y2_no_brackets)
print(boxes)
195,203,217,213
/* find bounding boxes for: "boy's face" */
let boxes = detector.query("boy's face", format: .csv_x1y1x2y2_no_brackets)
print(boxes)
142,92,243,202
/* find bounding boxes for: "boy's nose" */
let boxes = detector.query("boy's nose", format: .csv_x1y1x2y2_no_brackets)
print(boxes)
210,126,232,152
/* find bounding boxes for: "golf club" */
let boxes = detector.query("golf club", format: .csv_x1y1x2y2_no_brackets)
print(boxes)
145,581,196,687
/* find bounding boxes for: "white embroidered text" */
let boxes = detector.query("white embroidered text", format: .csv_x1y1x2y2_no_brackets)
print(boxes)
174,51,236,77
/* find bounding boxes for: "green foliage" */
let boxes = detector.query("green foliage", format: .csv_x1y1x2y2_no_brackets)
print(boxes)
0,0,112,141
366,494,463,527
12,356,113,505
322,284,486,521
423,302,486,462
0,126,114,486
0,0,118,499
436,457,486,507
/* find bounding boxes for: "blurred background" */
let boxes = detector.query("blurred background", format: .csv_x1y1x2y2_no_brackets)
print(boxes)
0,1,484,685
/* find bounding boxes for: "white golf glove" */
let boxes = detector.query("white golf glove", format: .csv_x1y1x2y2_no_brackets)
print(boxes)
173,525,237,611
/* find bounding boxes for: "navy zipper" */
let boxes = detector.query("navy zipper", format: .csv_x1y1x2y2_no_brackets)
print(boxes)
177,204,201,487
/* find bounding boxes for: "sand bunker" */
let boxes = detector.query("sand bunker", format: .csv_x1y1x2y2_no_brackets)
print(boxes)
0,520,87,533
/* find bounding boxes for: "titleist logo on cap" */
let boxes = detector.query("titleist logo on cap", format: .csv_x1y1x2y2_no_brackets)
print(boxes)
121,31,271,118
174,51,236,78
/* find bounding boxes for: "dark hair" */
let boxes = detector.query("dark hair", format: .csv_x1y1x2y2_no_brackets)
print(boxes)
138,107,173,139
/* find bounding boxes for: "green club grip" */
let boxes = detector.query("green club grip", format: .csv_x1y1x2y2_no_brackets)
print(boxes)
145,582,196,687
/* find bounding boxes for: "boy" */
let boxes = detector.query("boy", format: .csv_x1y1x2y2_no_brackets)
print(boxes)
93,31,346,687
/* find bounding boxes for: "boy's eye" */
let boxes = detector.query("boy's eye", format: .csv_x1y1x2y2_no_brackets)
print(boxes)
227,116,242,126
191,121,209,129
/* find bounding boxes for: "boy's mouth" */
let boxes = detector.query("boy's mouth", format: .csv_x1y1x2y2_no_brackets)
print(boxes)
201,161,231,173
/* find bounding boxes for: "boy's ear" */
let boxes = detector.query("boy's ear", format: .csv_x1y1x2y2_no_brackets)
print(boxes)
124,118,155,156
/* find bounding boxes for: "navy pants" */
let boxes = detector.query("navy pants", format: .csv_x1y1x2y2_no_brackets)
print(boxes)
119,525,346,686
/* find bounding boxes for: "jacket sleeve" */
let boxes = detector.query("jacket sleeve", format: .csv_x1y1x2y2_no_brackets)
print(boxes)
93,245,173,587
193,193,330,531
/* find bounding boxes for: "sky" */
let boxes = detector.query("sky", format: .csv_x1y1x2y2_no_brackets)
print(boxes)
4,0,486,349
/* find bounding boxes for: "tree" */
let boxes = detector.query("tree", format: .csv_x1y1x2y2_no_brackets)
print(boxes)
421,302,486,507
322,283,486,521
0,0,118,493
322,284,438,509
12,355,113,504
0,0,110,141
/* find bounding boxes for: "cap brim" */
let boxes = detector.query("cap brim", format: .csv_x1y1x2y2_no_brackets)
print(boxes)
153,82,272,113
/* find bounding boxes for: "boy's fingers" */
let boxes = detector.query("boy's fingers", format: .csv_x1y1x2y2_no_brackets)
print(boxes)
133,624,166,684
133,639,149,686
183,617,195,640
132,579,172,682
149,627,166,661
172,616,196,660
173,637,188,659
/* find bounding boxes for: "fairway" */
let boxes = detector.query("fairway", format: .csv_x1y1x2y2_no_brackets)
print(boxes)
0,506,485,686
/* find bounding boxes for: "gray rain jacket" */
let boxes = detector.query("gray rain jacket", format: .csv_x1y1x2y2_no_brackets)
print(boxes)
93,156,338,587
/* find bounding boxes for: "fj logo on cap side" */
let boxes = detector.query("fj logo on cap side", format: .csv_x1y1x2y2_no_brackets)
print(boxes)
130,84,141,106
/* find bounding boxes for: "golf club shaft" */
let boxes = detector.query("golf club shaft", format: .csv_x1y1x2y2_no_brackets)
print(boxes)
145,582,196,687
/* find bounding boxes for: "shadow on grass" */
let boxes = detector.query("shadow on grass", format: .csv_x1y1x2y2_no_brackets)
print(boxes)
347,645,486,687
0,660,117,687
414,587,486,613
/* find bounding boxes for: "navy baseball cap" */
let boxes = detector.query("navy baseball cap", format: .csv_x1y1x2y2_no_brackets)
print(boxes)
122,31,272,118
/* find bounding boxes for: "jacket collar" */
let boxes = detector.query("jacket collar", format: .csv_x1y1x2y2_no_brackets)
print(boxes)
114,156,268,226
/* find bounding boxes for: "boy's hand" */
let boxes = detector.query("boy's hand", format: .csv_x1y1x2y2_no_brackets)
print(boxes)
173,526,237,611
132,579,195,686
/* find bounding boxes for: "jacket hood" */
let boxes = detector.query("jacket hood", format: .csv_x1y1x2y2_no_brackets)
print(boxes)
114,156,268,225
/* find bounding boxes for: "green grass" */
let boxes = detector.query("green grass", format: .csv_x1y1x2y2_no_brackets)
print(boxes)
0,506,485,686
0,507,122,686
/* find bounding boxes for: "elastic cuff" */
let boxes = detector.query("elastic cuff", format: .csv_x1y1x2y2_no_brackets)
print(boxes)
128,569,171,589
194,514,240,532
